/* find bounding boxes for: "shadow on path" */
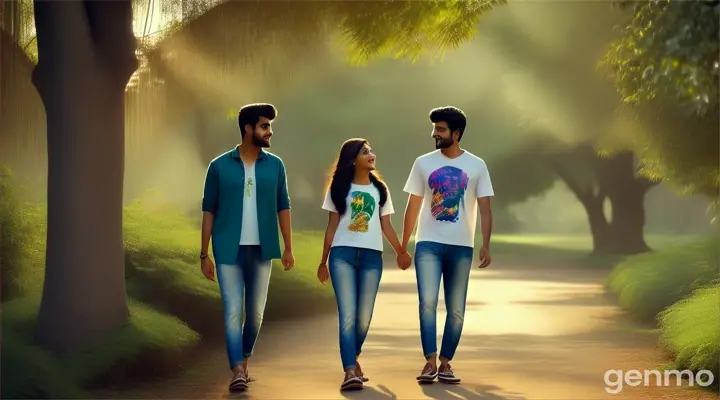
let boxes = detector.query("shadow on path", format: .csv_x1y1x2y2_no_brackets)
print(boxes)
420,383,526,400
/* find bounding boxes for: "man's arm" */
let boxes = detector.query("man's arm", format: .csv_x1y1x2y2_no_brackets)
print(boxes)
477,197,492,249
401,159,425,251
201,163,219,255
401,194,423,250
475,159,495,252
201,212,214,255
279,210,292,252
277,160,292,252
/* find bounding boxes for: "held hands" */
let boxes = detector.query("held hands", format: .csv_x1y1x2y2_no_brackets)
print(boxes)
478,246,492,268
201,257,215,281
281,248,295,271
396,250,412,270
317,263,330,284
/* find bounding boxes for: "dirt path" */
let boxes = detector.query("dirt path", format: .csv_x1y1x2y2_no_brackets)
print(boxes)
104,263,717,400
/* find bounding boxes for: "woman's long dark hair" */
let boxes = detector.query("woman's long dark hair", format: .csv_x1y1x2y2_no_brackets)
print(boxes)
326,138,388,216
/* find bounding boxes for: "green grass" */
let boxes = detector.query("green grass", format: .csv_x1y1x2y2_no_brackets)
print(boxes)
123,202,333,337
658,284,720,386
1,184,330,398
1,298,199,399
606,236,719,321
0,167,37,300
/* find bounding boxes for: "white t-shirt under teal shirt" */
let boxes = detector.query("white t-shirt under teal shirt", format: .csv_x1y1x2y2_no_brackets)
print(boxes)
239,163,260,245
403,150,494,248
322,183,395,252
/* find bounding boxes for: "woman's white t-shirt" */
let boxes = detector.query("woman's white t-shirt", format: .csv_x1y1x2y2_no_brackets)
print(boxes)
322,183,395,252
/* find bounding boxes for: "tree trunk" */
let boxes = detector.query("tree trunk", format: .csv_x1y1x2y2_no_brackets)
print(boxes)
32,0,138,354
596,152,654,255
609,185,650,254
550,158,612,254
583,195,613,254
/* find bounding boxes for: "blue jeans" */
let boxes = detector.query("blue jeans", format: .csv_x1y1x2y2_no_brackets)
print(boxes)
414,241,473,361
216,245,273,369
329,246,383,370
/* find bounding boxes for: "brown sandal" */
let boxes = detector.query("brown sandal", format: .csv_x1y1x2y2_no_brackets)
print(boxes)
341,373,363,391
355,361,369,382
416,362,438,384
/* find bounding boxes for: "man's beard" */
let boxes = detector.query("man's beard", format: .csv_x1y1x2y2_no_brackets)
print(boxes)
434,137,453,149
253,133,271,148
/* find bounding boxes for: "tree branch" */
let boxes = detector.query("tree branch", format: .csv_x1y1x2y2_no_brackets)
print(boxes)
549,159,592,202
84,0,138,86
32,0,94,96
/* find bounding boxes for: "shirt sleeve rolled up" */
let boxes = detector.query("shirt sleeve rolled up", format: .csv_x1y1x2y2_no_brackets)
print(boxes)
201,162,219,214
277,159,291,212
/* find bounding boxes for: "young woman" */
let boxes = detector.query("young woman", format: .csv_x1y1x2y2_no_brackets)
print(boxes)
317,138,411,391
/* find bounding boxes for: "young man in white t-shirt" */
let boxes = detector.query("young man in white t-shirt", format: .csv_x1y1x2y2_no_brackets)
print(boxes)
401,106,494,384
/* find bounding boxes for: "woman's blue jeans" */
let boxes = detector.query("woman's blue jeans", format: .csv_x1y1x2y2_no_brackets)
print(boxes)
328,246,383,370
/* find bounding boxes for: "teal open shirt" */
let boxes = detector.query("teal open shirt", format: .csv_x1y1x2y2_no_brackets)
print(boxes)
201,147,291,264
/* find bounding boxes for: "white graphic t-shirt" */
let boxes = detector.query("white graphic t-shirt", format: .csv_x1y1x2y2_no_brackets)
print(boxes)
403,150,494,248
322,183,395,252
239,163,260,245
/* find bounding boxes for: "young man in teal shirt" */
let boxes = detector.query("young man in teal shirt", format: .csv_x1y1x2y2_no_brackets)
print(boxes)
200,103,295,391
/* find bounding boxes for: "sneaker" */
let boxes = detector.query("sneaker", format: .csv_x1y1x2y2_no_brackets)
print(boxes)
229,373,248,391
356,361,369,383
438,363,461,384
340,373,363,391
416,362,438,384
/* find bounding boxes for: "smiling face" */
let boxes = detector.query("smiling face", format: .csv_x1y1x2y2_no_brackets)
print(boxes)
355,143,376,171
431,121,457,149
246,116,273,148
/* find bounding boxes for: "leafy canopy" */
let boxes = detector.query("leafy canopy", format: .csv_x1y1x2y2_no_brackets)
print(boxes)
600,0,719,116
336,0,504,65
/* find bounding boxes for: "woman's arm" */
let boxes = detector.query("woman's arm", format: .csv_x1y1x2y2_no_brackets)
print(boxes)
320,212,340,265
380,215,404,255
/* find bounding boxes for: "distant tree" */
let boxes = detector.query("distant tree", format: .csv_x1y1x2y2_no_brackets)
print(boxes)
492,134,655,254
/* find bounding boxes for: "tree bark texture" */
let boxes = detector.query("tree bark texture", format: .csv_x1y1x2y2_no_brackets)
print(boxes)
32,0,138,354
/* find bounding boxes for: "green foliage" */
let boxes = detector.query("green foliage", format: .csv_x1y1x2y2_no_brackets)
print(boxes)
598,0,720,198
488,135,559,207
600,0,719,115
489,133,600,206
335,0,504,65
658,284,720,382
1,182,331,398
123,196,333,332
607,235,719,320
0,166,33,300
1,298,199,399
613,102,719,198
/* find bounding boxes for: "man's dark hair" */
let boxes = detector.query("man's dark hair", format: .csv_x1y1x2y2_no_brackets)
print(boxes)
238,103,277,139
429,106,467,141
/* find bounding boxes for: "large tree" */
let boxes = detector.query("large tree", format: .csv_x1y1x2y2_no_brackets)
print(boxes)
491,134,656,254
31,0,138,354
29,0,503,354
